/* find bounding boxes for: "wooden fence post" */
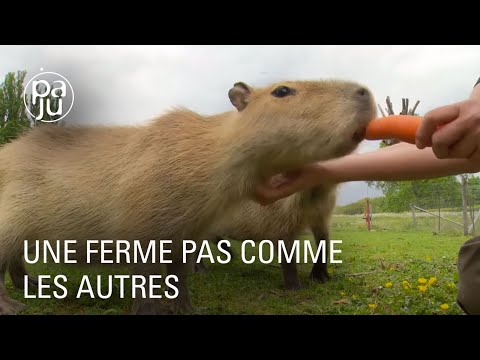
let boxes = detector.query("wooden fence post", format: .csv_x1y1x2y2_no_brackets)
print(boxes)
410,203,417,228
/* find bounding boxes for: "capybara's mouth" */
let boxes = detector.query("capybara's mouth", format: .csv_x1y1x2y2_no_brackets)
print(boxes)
352,126,367,143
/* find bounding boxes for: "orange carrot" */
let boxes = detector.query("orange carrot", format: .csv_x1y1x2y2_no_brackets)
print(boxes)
365,115,423,144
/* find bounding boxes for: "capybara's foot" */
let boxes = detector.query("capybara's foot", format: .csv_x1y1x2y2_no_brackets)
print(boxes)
281,261,302,290
284,279,302,291
130,297,194,315
11,274,40,290
0,289,27,315
9,257,43,290
131,298,172,315
310,266,330,283
194,261,209,274
172,298,194,314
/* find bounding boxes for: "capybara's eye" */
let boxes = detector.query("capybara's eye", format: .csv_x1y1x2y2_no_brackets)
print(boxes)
271,86,295,98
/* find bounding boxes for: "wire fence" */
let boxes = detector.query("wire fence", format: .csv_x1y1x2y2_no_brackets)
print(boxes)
332,181,480,236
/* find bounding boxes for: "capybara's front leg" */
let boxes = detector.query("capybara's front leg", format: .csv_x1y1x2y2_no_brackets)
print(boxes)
130,259,193,315
194,259,208,273
9,255,41,290
130,295,171,315
280,239,301,290
213,236,235,258
166,260,193,313
130,263,172,315
309,224,330,283
0,262,27,315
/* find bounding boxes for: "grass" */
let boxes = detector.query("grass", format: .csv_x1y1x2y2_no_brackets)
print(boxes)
6,215,469,315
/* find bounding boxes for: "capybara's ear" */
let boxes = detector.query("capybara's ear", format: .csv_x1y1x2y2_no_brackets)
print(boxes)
228,82,252,112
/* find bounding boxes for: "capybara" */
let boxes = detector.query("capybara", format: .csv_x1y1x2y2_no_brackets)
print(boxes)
0,80,376,314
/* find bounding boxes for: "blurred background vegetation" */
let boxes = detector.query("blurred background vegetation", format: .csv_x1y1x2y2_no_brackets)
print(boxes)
0,70,61,145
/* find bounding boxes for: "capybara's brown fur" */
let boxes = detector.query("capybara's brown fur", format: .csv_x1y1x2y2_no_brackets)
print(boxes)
0,79,376,314
198,184,337,289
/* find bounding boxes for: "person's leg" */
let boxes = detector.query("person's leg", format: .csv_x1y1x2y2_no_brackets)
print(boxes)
457,236,480,315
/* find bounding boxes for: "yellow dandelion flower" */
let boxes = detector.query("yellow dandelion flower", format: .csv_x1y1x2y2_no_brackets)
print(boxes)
402,281,411,289
426,256,431,262
384,282,393,288
340,291,347,296
418,278,427,284
368,304,377,310
428,277,437,286
440,304,449,311
352,294,357,300
418,285,427,292
447,283,456,289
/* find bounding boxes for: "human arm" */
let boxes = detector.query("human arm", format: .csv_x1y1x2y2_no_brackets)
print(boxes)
317,142,479,182
255,142,480,205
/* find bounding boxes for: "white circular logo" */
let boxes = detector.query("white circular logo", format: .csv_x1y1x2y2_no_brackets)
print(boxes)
23,71,74,123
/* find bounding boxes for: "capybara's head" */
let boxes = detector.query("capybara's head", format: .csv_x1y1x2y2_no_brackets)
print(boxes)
228,79,376,176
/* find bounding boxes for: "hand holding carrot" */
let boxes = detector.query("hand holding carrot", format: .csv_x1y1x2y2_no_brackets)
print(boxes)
254,163,331,206
415,81,480,159
362,82,480,160
415,98,480,160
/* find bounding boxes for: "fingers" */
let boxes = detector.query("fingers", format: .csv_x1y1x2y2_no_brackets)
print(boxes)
416,104,460,149
254,177,302,205
444,129,478,159
426,100,480,159
253,163,329,205
253,169,312,205
469,148,480,163
448,130,480,159
431,119,469,159
268,169,302,188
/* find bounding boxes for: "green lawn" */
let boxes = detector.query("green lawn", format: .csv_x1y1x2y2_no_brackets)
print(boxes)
7,215,469,315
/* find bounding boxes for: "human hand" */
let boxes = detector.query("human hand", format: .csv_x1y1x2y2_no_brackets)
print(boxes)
253,163,331,205
416,99,480,160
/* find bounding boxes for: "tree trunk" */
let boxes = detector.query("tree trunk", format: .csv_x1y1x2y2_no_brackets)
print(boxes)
462,175,469,236
410,204,417,228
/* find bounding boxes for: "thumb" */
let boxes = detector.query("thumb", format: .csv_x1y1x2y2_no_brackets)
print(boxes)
253,171,310,205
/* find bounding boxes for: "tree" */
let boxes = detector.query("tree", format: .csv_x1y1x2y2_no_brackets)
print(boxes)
0,70,31,144
376,176,462,213
461,174,469,235
466,175,480,234
0,70,63,145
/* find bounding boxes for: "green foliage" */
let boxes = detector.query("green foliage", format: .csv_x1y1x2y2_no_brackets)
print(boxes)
334,199,365,215
467,176,480,204
0,70,31,144
0,70,64,146
370,176,463,213
335,197,386,215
